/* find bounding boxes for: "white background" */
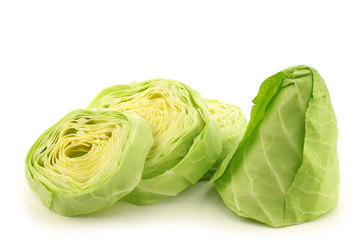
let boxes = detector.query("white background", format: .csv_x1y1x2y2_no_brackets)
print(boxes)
0,0,359,239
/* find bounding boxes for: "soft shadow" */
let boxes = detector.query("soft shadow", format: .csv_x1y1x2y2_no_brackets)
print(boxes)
24,181,341,231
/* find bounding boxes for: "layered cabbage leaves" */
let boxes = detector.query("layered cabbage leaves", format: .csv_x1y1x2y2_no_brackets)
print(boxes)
201,100,247,180
88,79,222,205
25,67,339,225
25,109,153,216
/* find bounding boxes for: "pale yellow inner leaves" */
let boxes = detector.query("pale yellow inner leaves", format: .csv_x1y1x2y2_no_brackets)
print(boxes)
105,83,197,163
35,117,124,190
208,101,244,134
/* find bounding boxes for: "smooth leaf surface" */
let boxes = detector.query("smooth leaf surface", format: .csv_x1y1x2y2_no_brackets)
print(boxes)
214,65,339,227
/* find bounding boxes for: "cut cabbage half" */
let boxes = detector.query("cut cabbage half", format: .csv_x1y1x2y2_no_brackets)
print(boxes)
25,109,153,216
200,100,247,181
88,79,222,205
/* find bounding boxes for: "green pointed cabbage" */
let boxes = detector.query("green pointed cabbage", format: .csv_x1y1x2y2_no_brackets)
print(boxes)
213,65,339,227
88,79,222,205
201,100,247,180
25,109,153,216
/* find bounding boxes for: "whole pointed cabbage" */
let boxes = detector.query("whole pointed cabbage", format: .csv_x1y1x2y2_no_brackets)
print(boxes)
213,65,340,227
88,79,222,205
25,109,153,216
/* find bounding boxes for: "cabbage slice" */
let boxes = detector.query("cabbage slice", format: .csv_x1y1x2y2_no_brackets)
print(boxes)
214,66,339,227
201,100,247,181
88,79,222,205
25,109,153,216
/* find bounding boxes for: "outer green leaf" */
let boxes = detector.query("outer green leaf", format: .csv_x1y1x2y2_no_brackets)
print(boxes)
88,79,222,205
25,109,153,216
201,99,247,181
214,65,339,227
